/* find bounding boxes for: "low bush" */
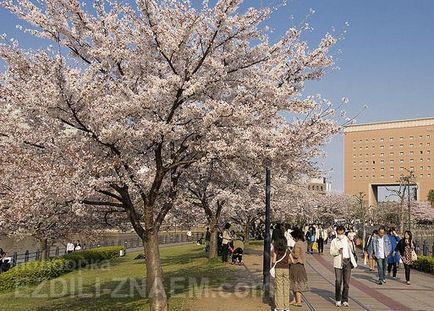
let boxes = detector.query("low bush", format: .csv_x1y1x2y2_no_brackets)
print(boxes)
413,256,434,274
0,246,123,292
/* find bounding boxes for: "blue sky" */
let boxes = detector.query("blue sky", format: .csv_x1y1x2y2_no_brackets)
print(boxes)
1,0,434,191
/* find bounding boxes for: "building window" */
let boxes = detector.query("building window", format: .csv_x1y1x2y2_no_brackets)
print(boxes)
427,143,431,147
373,160,376,164
390,159,394,164
410,143,414,148
400,159,404,163
380,160,384,164
410,136,414,140
400,136,404,140
420,151,423,154
390,144,394,148
381,175,384,178
390,152,394,156
381,167,385,171
390,167,394,171
381,153,384,157
410,159,414,163
400,152,404,156
420,166,424,170
390,174,394,179
390,137,394,141
400,144,404,148
428,166,431,170
400,167,404,171
428,135,431,139
380,145,384,149
410,151,414,155
419,135,423,139
420,173,424,178
380,138,384,142
428,173,431,178
410,166,414,171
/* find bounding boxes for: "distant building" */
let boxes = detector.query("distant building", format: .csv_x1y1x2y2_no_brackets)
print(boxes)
308,177,331,192
344,117,434,206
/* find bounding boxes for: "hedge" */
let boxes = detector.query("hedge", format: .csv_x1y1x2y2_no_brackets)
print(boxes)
413,256,434,274
0,246,124,292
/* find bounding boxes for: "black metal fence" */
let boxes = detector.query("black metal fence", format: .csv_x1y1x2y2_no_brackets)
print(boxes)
7,231,204,267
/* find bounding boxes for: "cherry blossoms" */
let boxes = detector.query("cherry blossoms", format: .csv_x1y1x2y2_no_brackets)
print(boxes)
0,1,342,310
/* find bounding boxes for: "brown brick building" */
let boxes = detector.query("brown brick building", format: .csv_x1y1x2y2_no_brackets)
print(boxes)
344,117,434,206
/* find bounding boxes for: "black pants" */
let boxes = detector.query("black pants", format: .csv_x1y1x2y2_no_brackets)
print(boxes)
387,262,397,277
318,238,324,253
404,263,411,282
222,244,229,262
335,259,352,303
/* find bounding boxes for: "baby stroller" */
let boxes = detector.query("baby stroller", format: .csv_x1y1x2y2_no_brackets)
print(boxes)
231,238,244,265
0,257,11,273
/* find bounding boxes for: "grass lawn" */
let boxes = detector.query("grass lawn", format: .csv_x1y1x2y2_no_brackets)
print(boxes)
0,244,235,311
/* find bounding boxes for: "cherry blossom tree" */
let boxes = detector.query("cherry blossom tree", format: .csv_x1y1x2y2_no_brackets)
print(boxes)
0,0,341,309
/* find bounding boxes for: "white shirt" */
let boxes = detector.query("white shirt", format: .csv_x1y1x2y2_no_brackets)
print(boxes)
66,243,74,251
340,237,350,259
378,236,385,259
285,229,295,248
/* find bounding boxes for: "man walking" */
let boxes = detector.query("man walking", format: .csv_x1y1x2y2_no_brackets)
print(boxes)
330,225,358,307
316,224,326,254
373,226,392,285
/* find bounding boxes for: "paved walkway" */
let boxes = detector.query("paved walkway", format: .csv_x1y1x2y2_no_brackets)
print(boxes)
240,244,434,311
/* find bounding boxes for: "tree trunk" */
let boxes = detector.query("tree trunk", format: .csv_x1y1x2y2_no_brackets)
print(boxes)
400,201,404,235
208,222,218,259
244,223,250,244
39,238,48,261
144,230,167,311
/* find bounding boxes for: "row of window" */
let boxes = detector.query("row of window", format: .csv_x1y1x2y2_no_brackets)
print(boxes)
354,166,432,172
352,173,431,179
352,150,430,158
353,158,432,165
352,135,431,144
353,142,431,150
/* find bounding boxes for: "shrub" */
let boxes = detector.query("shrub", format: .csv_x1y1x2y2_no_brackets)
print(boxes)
413,256,434,274
0,246,123,292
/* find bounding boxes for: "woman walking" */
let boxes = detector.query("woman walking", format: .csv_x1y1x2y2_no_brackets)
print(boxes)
272,236,290,311
289,228,309,307
365,230,377,271
396,231,415,285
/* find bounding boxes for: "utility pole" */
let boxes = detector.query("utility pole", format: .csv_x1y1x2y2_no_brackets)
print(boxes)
402,169,415,232
263,166,271,300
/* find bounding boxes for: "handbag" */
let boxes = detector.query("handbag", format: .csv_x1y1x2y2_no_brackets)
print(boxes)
270,250,287,278
411,250,418,262
312,241,318,251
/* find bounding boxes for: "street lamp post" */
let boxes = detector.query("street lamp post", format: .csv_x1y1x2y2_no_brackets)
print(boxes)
263,166,271,299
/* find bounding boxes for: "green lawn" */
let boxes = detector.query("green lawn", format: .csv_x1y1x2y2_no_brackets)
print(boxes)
0,244,235,311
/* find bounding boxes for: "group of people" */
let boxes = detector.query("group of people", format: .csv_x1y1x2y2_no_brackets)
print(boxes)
220,223,245,265
271,225,309,310
271,222,417,310
364,226,416,285
66,240,83,253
